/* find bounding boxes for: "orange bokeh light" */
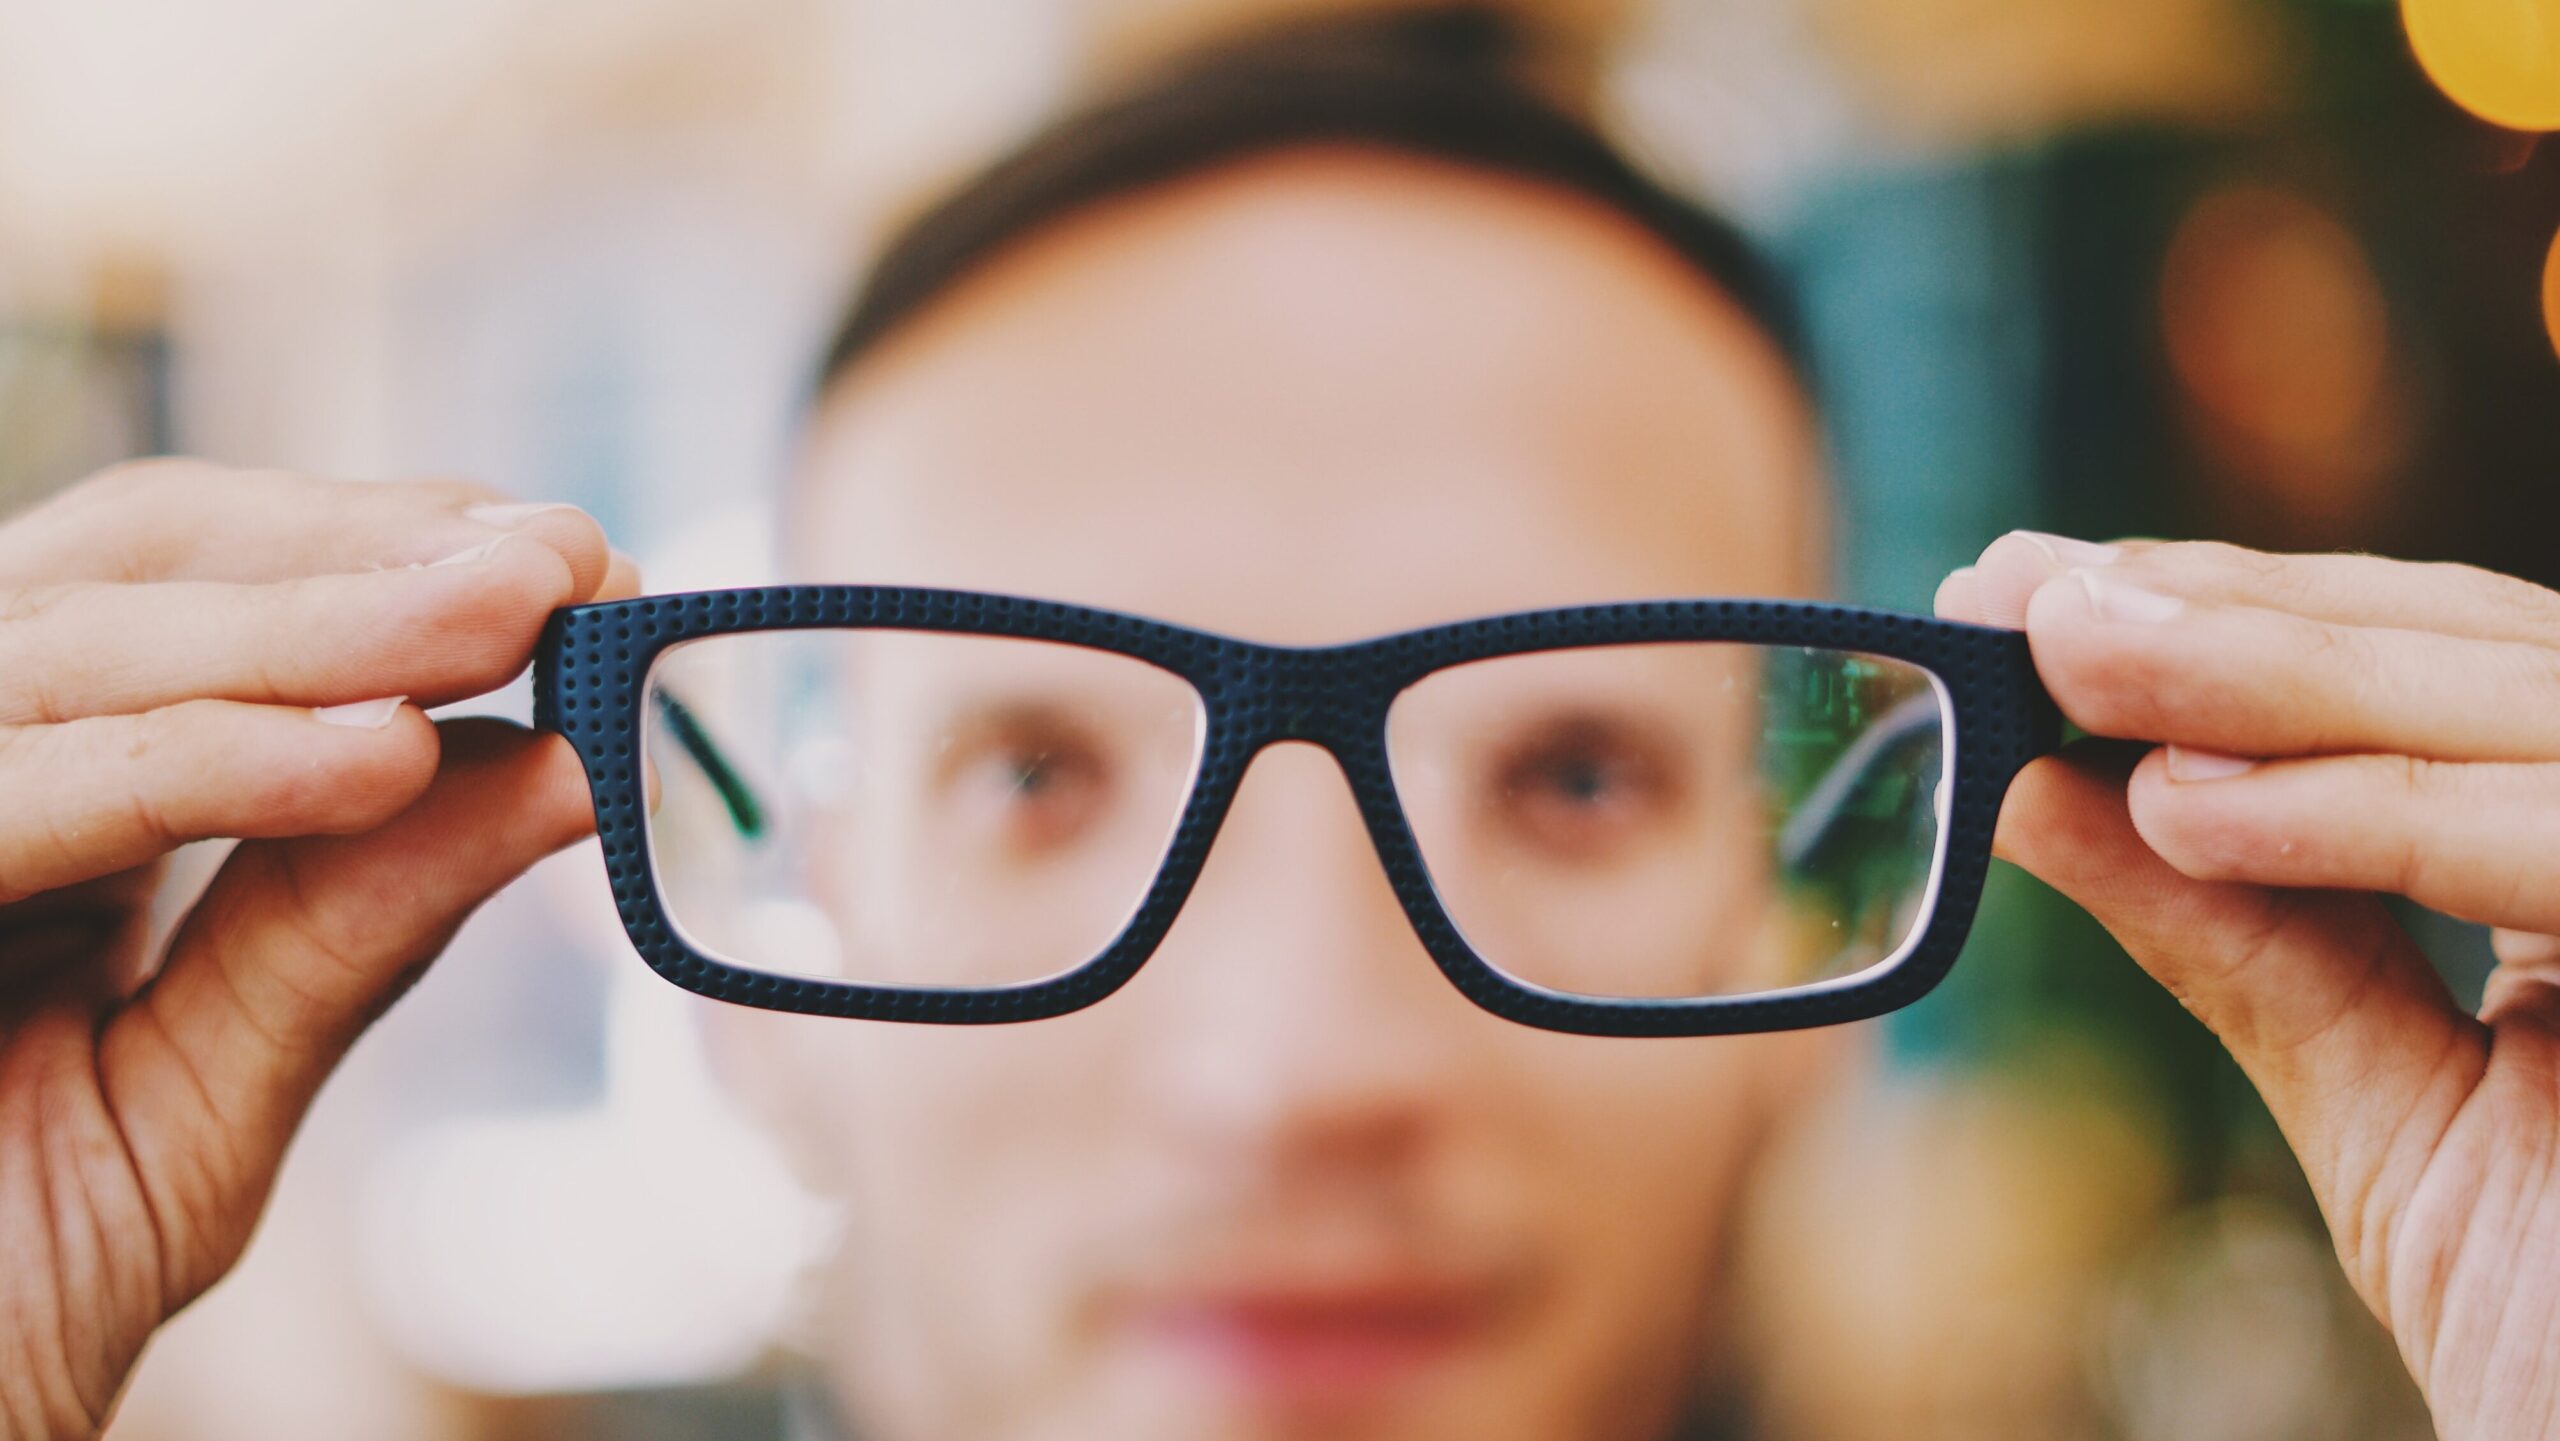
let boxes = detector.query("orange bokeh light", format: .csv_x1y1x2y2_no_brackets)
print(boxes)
2402,0,2560,131
2545,228,2560,360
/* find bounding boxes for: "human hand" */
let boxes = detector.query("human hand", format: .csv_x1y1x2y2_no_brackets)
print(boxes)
1940,534,2560,1441
0,461,631,1439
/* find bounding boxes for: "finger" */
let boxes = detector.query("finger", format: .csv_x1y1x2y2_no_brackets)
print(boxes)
0,533,587,723
1933,565,1987,625
2124,750,2560,933
0,699,439,906
2482,930,2560,1024
2015,564,2560,761
1945,532,2560,648
596,548,643,603
101,719,596,1277
1940,532,2131,629
0,460,610,596
2490,928,2560,968
2481,966,2560,1024
1994,742,2483,1291
0,461,491,581
451,501,611,603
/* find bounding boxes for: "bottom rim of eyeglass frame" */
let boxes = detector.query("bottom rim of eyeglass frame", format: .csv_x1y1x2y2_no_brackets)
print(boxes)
605,868,1982,1038
609,942,1975,1037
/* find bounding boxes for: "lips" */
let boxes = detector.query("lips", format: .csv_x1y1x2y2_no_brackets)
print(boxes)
1119,1276,1513,1408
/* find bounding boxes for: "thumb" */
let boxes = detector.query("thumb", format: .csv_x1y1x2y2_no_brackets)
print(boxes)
1994,741,2483,1288
99,718,595,1286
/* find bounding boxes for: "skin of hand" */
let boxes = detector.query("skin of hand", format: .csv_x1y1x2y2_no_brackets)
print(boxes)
1940,532,2560,1441
0,460,633,1440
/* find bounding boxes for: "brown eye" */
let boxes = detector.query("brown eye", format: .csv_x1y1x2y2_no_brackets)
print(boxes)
936,708,1113,858
1485,716,1681,863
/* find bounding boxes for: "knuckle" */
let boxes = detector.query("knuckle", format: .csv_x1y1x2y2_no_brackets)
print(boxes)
2130,540,2327,613
2296,616,2370,678
2428,557,2560,620
0,583,72,629
259,908,376,1043
2426,557,2505,592
2368,755,2498,908
127,701,182,762
2292,621,2385,744
396,474,508,509
118,707,210,845
2160,538,2282,583
2395,753,2463,807
76,455,201,502
2506,644,2560,719
76,460,317,521
0,587,85,724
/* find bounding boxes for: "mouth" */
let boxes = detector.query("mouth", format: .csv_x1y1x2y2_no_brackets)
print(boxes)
1115,1273,1515,1410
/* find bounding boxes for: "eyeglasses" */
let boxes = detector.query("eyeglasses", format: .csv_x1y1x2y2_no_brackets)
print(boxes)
534,588,2057,1037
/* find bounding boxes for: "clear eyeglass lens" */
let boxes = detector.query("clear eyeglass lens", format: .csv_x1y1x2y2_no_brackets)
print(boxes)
643,629,1204,988
1387,643,1948,1001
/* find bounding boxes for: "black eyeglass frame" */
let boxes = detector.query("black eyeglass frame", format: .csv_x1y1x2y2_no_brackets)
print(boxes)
534,587,2059,1037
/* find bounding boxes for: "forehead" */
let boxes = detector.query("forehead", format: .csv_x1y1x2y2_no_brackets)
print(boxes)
797,146,1822,643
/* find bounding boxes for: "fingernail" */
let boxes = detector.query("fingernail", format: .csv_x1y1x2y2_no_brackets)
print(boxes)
2491,928,2560,968
428,535,512,568
315,696,408,729
2015,531,2123,568
2165,745,2256,782
2076,569,2183,623
464,501,578,527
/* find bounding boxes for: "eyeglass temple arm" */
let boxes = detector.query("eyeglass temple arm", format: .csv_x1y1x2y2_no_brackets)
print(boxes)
1775,690,1947,870
651,689,769,840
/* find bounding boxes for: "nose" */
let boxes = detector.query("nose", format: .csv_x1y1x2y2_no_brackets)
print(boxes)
1127,741,1474,1173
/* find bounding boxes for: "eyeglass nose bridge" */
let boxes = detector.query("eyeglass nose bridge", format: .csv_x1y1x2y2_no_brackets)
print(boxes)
1176,646,1418,922
1206,642,1392,756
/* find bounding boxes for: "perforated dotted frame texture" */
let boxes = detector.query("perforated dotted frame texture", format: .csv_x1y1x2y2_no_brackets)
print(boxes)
535,587,2059,1038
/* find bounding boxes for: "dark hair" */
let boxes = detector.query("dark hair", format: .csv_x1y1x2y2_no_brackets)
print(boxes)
817,4,1804,388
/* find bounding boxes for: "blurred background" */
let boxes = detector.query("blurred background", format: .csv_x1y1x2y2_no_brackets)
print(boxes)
3,0,2554,1437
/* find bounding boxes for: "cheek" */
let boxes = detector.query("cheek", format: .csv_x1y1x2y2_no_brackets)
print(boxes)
809,1019,1156,1307
1436,1034,1823,1433
797,1025,1103,1228
794,1020,1148,1430
1511,1032,1821,1294
1517,1030,1802,1165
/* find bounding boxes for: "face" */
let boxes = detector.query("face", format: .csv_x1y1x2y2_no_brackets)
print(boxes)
719,147,1840,1441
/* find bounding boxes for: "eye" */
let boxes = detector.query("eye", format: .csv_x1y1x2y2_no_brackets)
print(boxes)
1483,715,1683,863
936,709,1113,857
1000,751,1068,796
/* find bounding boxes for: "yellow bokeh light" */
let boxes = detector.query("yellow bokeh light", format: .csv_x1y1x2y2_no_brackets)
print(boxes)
2402,0,2560,131
2544,228,2560,361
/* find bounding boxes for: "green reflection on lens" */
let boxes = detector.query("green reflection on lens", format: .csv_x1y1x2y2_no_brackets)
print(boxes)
653,689,769,841
1761,650,1943,978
